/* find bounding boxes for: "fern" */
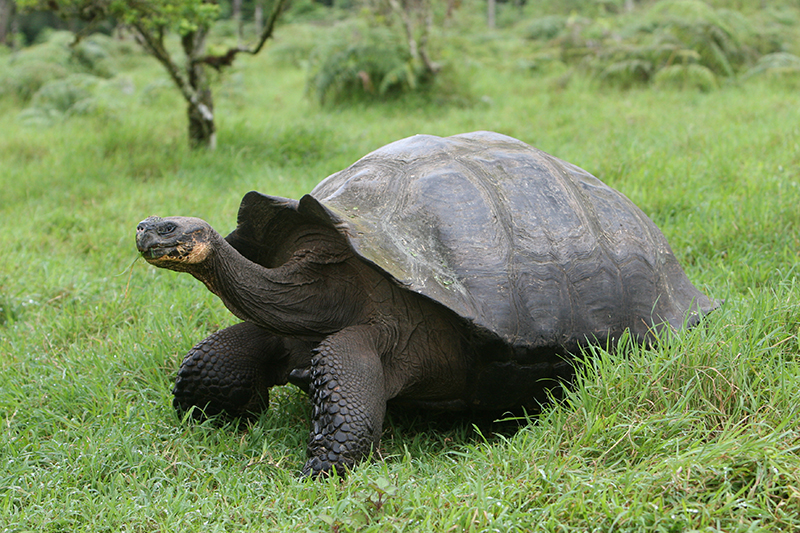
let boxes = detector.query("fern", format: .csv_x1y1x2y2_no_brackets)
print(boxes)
653,63,718,91
747,52,800,73
525,15,568,41
599,59,653,87
307,22,431,106
744,52,800,80
553,0,790,89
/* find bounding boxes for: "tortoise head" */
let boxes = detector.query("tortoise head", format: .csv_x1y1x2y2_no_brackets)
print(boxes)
136,216,215,272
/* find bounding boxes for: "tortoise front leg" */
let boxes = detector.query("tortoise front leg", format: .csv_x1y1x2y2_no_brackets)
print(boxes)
303,325,388,477
173,321,309,421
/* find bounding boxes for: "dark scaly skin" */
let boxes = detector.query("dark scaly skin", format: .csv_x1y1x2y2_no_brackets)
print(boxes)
304,325,388,476
135,207,604,476
172,321,313,420
137,216,473,476
135,129,716,477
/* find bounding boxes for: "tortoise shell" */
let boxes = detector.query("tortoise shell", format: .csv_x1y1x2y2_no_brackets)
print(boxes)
229,131,716,352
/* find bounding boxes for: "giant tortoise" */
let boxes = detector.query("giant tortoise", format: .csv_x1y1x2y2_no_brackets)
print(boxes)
135,131,717,476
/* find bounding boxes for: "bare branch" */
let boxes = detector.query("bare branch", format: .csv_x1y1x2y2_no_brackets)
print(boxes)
387,0,418,61
198,0,288,70
250,0,288,55
386,0,439,74
133,23,212,122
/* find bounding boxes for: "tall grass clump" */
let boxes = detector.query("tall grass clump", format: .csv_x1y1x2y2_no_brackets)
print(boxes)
524,0,800,90
0,30,140,123
305,4,465,107
307,22,424,105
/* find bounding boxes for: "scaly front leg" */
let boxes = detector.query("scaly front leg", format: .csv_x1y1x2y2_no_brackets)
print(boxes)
303,325,388,477
173,321,309,420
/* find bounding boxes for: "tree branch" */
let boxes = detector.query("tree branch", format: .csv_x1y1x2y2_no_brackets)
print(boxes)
198,0,288,70
386,0,439,74
417,0,439,74
250,0,288,55
133,22,213,122
387,0,418,61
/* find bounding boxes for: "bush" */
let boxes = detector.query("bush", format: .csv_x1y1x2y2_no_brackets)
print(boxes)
268,23,323,68
0,30,124,102
549,0,797,90
0,59,70,101
30,73,101,113
744,51,800,77
307,23,432,106
17,73,126,126
743,52,800,86
598,58,654,88
643,1,758,77
653,63,718,91
524,15,568,41
71,34,121,78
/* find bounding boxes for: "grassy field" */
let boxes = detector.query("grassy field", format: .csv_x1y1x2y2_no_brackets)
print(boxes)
2,6,800,531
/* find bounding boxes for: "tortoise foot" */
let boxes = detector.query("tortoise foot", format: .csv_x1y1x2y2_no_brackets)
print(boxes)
173,322,291,420
303,326,387,477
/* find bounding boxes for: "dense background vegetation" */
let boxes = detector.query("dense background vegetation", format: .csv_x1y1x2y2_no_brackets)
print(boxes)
1,0,799,530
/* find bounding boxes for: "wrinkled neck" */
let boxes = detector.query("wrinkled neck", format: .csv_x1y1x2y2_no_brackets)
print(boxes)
192,231,359,339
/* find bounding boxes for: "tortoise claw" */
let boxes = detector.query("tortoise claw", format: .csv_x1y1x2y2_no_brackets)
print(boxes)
301,456,351,478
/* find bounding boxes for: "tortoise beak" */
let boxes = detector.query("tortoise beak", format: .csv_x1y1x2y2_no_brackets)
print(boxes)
136,216,169,259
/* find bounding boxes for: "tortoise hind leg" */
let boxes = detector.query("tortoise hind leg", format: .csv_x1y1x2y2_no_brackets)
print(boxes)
304,325,388,477
173,321,307,421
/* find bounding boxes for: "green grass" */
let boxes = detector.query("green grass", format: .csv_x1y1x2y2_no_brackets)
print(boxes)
2,12,800,532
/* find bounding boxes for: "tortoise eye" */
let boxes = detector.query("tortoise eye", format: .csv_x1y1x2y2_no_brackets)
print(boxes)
157,222,177,235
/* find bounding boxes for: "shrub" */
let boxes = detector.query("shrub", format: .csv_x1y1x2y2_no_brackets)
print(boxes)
743,52,800,86
549,0,796,90
267,23,323,68
0,30,123,102
644,1,756,77
653,63,718,91
599,58,654,88
307,23,432,105
30,73,101,113
71,34,120,78
19,71,130,126
0,60,70,101
744,51,800,77
524,15,568,41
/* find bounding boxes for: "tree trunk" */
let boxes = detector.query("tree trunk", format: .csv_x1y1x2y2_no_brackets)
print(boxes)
254,0,263,36
132,0,287,149
232,0,243,44
386,0,438,75
187,79,215,150
445,0,459,23
182,29,216,150
487,0,495,29
0,0,15,47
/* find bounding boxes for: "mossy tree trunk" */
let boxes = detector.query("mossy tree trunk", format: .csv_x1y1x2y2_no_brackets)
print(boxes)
134,21,217,150
182,29,216,150
385,0,439,76
0,0,15,47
